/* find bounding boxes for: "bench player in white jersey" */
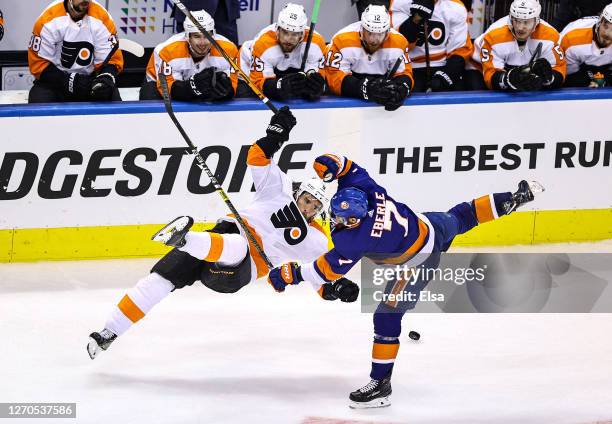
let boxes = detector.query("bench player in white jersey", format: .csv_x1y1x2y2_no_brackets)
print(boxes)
478,0,566,91
140,10,237,101
391,0,474,91
325,5,414,111
237,3,326,101
86,107,359,359
560,3,612,88
28,0,124,103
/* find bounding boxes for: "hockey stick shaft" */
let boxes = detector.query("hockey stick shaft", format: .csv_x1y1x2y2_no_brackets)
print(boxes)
528,42,543,70
385,56,403,82
299,0,322,72
99,38,145,70
158,73,275,270
170,0,278,114
423,20,432,91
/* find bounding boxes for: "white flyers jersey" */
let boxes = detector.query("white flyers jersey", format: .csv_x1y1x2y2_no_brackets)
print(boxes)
390,0,473,68
145,32,238,95
225,144,329,281
324,21,413,95
560,17,612,75
28,0,123,79
478,16,566,88
239,24,326,91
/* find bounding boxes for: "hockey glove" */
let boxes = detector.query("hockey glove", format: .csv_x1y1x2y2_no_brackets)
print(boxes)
430,70,455,92
189,68,215,98
302,70,326,101
313,154,347,182
276,72,308,100
360,77,386,102
267,105,297,141
383,79,410,111
410,0,435,22
504,66,542,91
531,58,553,86
208,71,234,101
268,262,303,292
66,72,93,100
319,278,360,302
90,73,116,101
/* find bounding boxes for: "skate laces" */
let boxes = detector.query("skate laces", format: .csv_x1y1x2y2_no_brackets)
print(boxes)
360,379,379,393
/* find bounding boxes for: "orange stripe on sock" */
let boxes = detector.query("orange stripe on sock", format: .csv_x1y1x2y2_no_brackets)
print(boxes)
118,295,145,323
474,195,495,224
204,233,224,262
372,342,400,360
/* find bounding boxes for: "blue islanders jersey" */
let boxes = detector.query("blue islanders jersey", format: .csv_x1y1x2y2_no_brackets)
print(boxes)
301,160,435,288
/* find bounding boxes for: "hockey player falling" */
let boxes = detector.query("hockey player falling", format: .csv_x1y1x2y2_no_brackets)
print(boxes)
268,154,544,408
87,107,359,359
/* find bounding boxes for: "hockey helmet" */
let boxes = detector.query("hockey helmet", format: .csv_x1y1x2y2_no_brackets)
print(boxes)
277,3,308,34
184,10,215,35
601,3,612,24
295,177,330,214
509,0,541,21
330,187,369,227
361,5,391,34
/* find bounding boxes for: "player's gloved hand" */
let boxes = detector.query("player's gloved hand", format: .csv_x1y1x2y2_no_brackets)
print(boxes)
313,154,346,182
302,70,325,101
504,66,542,91
266,105,297,143
382,79,410,111
589,71,607,88
90,73,116,101
531,58,553,85
360,77,386,102
66,72,93,100
276,72,307,100
410,0,435,22
267,262,303,293
208,71,234,101
430,70,455,92
189,68,215,98
319,278,360,302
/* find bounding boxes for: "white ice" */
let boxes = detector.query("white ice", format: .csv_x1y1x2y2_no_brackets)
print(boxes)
1,242,612,424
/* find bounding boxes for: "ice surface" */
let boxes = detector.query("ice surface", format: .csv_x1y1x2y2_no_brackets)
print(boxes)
1,244,612,424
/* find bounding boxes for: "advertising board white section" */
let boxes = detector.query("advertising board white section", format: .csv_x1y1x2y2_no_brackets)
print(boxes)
1,99,611,230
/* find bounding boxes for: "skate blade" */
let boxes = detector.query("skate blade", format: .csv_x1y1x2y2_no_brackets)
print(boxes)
87,337,101,360
527,180,545,194
151,216,191,243
349,396,391,409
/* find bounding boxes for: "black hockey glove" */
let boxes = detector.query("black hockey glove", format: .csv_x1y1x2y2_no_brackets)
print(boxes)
503,66,543,91
256,106,297,157
90,73,116,101
302,70,325,101
320,278,360,302
207,71,234,101
360,77,386,101
430,70,455,92
275,72,308,100
189,67,215,98
410,0,434,21
531,58,553,86
66,72,93,100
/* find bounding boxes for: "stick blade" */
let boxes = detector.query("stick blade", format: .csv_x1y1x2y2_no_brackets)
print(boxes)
119,38,145,57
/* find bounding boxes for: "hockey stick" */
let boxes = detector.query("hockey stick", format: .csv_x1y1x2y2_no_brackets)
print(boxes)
157,73,274,270
299,0,322,72
528,41,543,71
170,0,279,114
423,20,432,92
91,38,145,93
385,56,403,81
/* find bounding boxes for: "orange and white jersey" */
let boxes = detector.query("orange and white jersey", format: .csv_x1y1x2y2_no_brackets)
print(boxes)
479,16,566,88
227,144,329,281
239,24,326,90
325,21,413,95
390,0,474,68
560,17,612,75
145,32,238,95
28,0,123,79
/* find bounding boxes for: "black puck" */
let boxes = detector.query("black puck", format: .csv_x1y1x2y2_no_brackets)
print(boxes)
409,331,421,341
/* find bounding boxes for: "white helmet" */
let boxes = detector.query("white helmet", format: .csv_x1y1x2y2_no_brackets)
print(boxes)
184,10,215,35
277,3,308,33
509,0,541,21
601,3,612,23
361,5,391,34
295,177,330,214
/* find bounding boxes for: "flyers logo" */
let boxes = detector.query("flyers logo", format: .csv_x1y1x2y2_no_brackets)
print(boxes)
270,202,308,246
61,40,95,68
417,21,446,47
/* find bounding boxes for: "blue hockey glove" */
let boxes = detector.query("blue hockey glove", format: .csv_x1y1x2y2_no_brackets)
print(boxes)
313,154,347,182
268,262,303,292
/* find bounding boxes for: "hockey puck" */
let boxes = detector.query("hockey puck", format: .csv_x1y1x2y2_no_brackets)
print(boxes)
409,331,420,341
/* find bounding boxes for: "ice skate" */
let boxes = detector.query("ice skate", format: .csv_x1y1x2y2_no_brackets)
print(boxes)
87,329,117,360
151,216,194,248
349,376,392,409
504,180,545,214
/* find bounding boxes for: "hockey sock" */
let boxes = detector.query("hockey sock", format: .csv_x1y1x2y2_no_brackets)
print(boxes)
179,232,248,266
104,272,174,336
370,335,400,380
